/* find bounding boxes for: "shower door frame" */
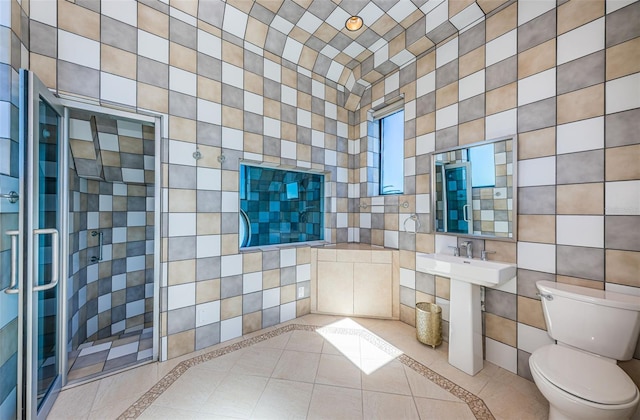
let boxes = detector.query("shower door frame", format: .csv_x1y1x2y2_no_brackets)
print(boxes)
56,98,163,385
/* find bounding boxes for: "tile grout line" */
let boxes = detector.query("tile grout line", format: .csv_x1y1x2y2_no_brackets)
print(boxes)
117,324,494,420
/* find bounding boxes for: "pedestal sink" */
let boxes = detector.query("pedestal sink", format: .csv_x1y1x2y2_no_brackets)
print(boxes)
416,253,517,376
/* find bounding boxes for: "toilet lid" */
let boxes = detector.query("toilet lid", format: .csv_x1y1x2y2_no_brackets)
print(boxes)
531,345,638,405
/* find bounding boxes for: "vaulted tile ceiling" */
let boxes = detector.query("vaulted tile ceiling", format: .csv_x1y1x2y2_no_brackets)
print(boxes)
201,0,504,105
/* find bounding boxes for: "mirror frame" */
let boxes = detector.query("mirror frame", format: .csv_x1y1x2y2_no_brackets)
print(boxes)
430,135,518,242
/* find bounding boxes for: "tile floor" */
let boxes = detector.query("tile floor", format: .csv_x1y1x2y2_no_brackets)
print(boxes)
67,328,154,383
49,315,554,419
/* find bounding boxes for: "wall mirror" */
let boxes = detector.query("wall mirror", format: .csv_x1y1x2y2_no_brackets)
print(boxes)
431,136,517,241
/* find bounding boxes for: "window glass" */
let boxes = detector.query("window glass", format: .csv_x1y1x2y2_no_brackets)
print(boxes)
379,110,404,195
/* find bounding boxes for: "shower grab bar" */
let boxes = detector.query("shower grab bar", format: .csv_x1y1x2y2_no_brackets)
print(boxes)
403,214,421,234
4,230,19,294
239,209,252,248
33,228,59,292
463,204,470,222
90,230,103,263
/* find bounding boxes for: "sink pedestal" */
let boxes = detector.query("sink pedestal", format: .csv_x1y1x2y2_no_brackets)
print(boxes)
449,279,483,375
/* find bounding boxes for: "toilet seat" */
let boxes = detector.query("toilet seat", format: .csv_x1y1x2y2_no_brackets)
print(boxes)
530,344,638,405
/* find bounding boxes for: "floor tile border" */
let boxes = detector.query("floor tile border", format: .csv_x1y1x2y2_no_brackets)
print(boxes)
117,324,494,420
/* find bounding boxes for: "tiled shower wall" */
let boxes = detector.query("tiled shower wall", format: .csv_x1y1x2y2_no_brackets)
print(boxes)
352,0,640,378
67,170,154,351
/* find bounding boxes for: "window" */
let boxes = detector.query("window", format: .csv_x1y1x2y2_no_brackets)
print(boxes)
379,109,404,195
469,143,496,187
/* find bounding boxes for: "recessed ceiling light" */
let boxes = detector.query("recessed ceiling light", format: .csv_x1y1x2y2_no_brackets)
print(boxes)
345,16,364,31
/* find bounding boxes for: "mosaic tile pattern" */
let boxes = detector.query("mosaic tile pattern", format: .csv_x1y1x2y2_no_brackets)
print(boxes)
117,324,494,420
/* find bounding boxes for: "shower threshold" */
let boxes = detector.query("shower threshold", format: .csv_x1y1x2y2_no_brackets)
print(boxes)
67,327,153,383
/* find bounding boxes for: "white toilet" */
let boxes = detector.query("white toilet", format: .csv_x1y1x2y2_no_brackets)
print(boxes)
529,281,640,420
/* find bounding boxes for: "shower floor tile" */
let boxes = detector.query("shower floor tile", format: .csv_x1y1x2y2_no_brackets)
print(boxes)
67,328,153,383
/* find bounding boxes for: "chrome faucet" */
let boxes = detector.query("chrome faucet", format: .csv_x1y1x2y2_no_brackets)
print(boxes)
461,241,473,259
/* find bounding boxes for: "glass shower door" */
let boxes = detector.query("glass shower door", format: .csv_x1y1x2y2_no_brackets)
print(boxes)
444,163,473,235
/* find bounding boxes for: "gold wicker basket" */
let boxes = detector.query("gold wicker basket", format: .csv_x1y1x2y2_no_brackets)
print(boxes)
415,302,442,348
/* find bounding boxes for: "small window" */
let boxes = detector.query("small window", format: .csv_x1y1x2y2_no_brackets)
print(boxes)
469,143,495,188
379,110,404,195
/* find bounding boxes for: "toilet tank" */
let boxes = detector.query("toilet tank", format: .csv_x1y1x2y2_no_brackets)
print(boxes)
537,281,640,360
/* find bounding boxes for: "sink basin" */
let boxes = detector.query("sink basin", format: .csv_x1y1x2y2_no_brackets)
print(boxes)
416,253,516,287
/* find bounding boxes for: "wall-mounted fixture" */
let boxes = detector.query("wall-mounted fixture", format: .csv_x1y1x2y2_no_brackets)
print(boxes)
193,148,202,161
0,191,19,203
403,214,421,235
217,154,226,164
90,230,103,263
345,16,363,31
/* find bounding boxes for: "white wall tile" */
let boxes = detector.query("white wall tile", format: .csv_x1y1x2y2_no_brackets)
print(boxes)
485,337,517,373
518,68,556,106
169,67,197,96
374,43,389,67
138,30,169,64
606,72,640,114
222,5,248,39
517,323,554,354
416,133,435,155
196,167,221,190
58,30,100,69
298,11,323,34
606,181,640,215
517,242,556,273
220,316,242,342
485,108,517,139
221,254,243,277
450,3,484,30
400,268,416,289
168,213,196,237
263,288,280,309
518,0,555,25
385,71,400,94
425,0,448,33
196,301,220,327
486,29,516,67
435,103,458,130
197,99,221,125
436,37,458,68
222,62,243,89
282,37,303,63
557,117,604,154
297,109,312,128
297,264,311,282
280,248,296,267
518,156,556,186
271,15,294,35
30,0,56,25
168,283,195,310
197,30,221,59
459,70,485,101
102,0,137,26
607,0,636,13
281,140,296,160
263,117,281,138
280,301,296,322
557,17,604,65
197,235,220,258
243,272,262,294
244,91,264,115
557,215,604,248
384,230,399,248
221,191,238,213
280,85,297,107
169,140,196,166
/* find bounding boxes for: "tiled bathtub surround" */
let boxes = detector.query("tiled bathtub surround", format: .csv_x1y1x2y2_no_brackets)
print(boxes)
1,0,637,389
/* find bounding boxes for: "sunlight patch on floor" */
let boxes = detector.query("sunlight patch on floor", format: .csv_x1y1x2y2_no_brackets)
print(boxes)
316,318,403,375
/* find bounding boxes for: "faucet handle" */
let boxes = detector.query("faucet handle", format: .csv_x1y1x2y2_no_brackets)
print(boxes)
481,250,496,261
448,246,460,257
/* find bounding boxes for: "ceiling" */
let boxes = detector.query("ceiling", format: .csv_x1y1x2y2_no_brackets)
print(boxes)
201,0,509,106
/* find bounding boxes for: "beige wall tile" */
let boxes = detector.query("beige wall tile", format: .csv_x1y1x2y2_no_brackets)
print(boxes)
101,45,137,80
486,82,516,116
606,144,640,181
517,215,555,243
197,213,221,235
416,291,435,305
245,17,268,48
484,240,516,263
416,113,436,135
606,250,640,287
435,276,450,300
486,3,516,42
557,0,604,35
518,39,556,79
221,234,239,255
59,0,100,40
243,252,262,273
417,52,435,77
263,269,280,289
400,304,416,326
459,46,485,79
30,53,56,89
297,298,310,317
606,38,640,81
172,0,199,15
221,296,242,320
518,127,556,159
168,189,196,212
557,84,604,124
138,3,169,38
196,279,221,303
167,329,194,358
222,106,244,130
243,311,262,335
168,260,195,285
198,76,221,102
449,0,474,17
517,296,547,330
416,233,435,254
170,116,197,143
170,43,197,73
557,183,604,214
477,0,510,14
556,275,604,290
485,313,517,346
399,250,415,269
459,118,485,145
436,82,458,110
223,41,244,68
297,247,311,264
281,284,296,304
